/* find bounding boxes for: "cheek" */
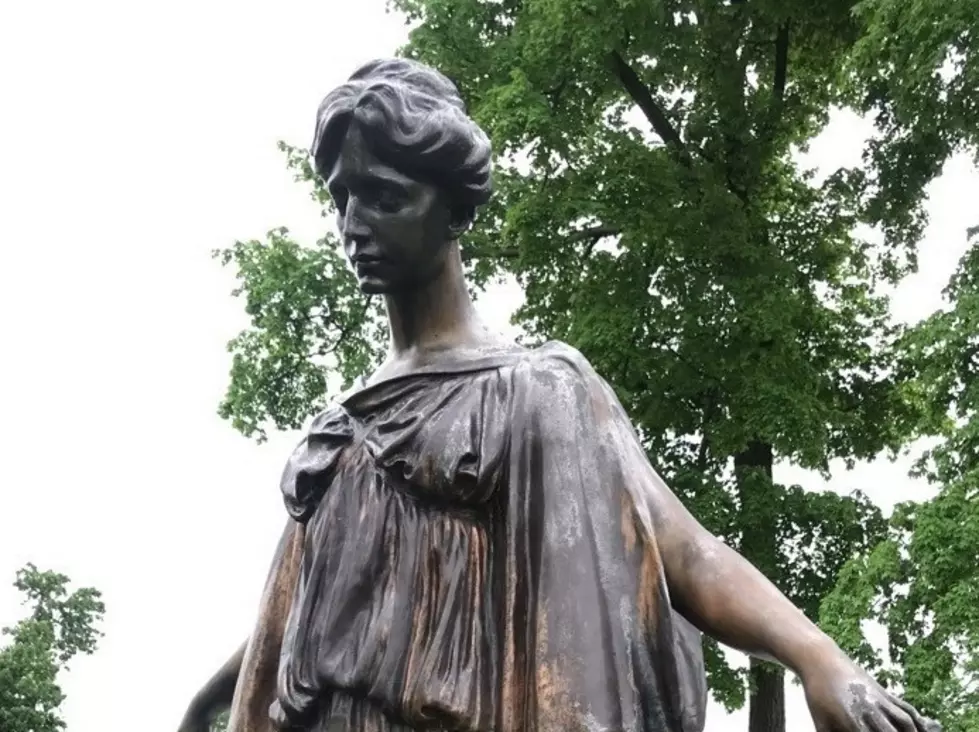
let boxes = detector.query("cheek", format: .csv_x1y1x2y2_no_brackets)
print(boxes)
420,200,454,242
421,211,449,247
389,207,448,254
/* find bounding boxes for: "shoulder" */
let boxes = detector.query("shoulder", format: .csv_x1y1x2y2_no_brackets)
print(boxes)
511,340,619,420
515,340,606,389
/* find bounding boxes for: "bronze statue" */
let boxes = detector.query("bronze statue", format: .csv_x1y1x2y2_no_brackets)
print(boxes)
178,59,941,732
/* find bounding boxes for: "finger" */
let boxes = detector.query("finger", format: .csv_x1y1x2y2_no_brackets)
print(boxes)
881,703,918,732
863,708,899,732
889,696,943,732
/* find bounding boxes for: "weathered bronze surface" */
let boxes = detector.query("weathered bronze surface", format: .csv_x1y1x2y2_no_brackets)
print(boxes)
178,59,941,732
228,522,303,732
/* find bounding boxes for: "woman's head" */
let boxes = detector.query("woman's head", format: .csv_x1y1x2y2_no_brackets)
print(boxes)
312,59,493,208
312,58,493,294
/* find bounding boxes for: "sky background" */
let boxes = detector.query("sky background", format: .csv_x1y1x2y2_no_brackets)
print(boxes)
1,1,976,731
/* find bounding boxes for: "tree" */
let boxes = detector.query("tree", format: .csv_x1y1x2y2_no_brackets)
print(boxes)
846,0,977,234
0,565,105,732
214,215,384,442
820,229,979,731
211,2,958,731
816,5,979,728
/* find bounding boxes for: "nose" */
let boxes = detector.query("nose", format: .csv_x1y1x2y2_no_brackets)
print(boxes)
341,197,371,245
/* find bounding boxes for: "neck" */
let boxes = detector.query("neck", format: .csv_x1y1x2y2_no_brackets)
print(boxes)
384,243,481,357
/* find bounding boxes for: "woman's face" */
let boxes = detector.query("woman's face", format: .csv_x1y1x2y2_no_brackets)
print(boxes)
326,124,463,295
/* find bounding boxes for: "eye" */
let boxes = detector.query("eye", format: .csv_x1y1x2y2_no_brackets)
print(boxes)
328,185,348,214
372,183,406,213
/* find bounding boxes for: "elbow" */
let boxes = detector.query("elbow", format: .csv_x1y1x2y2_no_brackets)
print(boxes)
664,529,728,624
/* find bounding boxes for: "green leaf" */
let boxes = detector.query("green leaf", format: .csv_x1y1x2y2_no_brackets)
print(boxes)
0,566,105,732
216,2,977,727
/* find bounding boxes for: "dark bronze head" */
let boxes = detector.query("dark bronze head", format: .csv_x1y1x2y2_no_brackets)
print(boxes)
311,59,493,294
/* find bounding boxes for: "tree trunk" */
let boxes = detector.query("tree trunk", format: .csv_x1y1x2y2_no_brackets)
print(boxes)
734,440,784,732
748,659,785,732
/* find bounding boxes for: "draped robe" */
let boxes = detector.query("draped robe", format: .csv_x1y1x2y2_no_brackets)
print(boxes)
228,341,707,732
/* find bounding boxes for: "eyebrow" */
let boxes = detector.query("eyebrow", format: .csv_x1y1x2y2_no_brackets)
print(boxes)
328,166,416,192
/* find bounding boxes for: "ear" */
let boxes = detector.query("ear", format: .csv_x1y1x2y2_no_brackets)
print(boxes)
447,204,475,240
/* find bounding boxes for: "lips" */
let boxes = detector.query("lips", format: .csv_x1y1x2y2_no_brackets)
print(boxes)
351,253,386,276
351,250,384,264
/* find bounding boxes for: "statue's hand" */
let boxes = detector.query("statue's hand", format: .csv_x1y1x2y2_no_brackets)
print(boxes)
802,654,941,732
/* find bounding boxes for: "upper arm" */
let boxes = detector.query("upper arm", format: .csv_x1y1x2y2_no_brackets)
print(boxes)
520,342,716,581
644,481,720,602
572,365,719,605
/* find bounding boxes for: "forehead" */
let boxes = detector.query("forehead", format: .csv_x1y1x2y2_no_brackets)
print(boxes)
326,125,416,189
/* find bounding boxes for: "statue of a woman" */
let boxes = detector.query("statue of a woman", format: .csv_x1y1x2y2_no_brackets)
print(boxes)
178,58,940,732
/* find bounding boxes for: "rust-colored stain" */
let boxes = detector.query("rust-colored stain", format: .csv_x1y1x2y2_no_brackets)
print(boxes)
227,521,304,732
499,571,529,732
244,342,710,730
621,489,638,555
536,659,589,732
536,601,549,653
637,530,662,634
621,490,659,633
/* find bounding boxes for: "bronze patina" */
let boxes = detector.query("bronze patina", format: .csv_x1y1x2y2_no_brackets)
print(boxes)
178,59,941,732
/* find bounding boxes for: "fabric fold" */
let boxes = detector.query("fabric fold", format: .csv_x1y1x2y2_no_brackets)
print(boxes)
262,341,705,732
281,407,355,523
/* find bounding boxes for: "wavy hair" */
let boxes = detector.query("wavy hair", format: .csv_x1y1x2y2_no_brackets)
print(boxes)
311,58,493,209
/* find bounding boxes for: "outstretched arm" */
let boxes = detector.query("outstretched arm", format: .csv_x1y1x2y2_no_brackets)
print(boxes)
177,642,247,732
651,485,833,675
648,476,939,730
176,519,300,732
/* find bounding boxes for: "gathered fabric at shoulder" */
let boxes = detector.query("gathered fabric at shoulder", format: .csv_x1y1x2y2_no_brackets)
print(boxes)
280,406,355,523
279,369,513,524
360,377,507,502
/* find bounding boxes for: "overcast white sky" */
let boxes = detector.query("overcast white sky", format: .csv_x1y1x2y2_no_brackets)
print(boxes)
0,1,976,731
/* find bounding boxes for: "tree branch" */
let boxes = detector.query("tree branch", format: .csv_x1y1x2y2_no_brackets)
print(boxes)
545,76,570,109
608,51,689,164
312,299,372,358
462,226,619,263
697,391,719,471
752,22,791,186
574,226,619,262
697,435,711,471
773,23,790,108
567,225,619,242
462,246,519,262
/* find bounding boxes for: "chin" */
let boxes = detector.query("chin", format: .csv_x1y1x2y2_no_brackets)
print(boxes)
357,276,395,295
357,271,436,296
